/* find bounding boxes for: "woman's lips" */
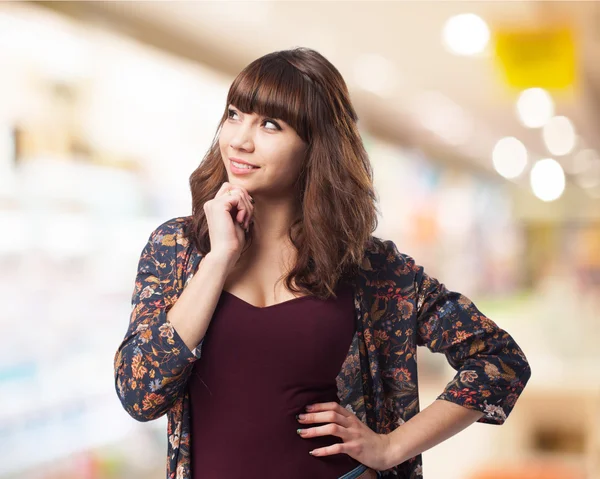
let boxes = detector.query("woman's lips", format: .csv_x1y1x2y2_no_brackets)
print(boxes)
230,157,259,167
230,159,260,174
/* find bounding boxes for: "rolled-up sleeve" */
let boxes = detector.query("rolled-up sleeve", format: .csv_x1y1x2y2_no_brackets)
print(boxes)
113,225,203,422
412,257,531,425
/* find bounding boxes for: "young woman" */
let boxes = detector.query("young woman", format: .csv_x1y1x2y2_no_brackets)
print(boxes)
114,47,531,479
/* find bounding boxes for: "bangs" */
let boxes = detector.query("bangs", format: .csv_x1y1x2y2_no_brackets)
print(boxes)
226,55,319,143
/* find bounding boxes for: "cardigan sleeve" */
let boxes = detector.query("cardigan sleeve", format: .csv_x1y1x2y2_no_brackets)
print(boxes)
113,222,203,422
410,255,531,425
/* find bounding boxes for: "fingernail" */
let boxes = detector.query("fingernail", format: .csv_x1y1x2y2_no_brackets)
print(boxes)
296,428,303,435
250,197,255,204
305,405,314,411
296,414,305,420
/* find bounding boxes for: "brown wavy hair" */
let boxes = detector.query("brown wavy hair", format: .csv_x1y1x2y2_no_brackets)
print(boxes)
186,47,379,299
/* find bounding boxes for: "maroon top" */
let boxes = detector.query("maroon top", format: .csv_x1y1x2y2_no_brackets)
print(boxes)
188,282,362,478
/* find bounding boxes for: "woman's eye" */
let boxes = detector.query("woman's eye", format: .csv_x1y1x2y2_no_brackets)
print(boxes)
228,109,280,131
264,119,281,131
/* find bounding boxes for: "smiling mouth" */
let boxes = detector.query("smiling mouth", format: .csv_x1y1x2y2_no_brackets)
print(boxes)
230,159,260,169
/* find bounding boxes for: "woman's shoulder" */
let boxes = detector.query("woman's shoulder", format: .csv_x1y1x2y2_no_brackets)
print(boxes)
144,216,197,291
147,215,194,250
365,235,419,273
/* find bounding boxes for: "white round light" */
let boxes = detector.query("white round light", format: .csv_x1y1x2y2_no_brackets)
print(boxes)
492,137,528,179
516,88,555,128
442,13,490,56
530,158,566,202
543,116,577,156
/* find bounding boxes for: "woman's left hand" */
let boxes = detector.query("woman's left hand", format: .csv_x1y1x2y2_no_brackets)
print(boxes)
296,401,391,471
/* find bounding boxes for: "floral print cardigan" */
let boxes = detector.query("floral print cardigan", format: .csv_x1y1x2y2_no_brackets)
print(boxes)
114,216,531,479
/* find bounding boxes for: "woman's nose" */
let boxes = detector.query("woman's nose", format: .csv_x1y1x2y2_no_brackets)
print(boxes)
230,126,254,150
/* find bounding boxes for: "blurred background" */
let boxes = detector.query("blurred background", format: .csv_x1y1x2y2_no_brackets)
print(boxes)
1,1,599,478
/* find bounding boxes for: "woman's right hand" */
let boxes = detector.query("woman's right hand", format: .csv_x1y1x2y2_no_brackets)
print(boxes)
204,181,255,267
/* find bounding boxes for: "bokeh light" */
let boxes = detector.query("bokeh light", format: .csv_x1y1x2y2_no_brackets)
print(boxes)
442,13,490,56
530,158,566,202
543,116,577,156
516,88,555,128
492,136,528,179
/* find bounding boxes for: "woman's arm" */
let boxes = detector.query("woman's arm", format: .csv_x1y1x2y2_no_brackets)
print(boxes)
384,399,484,469
113,223,230,422
167,251,232,353
412,256,532,426
380,253,531,468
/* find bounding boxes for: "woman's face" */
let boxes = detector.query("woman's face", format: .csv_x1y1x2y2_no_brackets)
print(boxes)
219,104,307,197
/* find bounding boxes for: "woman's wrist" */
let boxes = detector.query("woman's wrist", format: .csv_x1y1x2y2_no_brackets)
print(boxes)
204,251,236,274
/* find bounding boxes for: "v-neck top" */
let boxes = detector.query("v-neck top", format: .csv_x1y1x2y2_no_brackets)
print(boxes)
188,282,362,478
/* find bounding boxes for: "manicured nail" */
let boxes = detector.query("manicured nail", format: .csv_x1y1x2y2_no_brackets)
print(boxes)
296,428,303,435
296,414,305,420
250,197,255,204
305,405,314,411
